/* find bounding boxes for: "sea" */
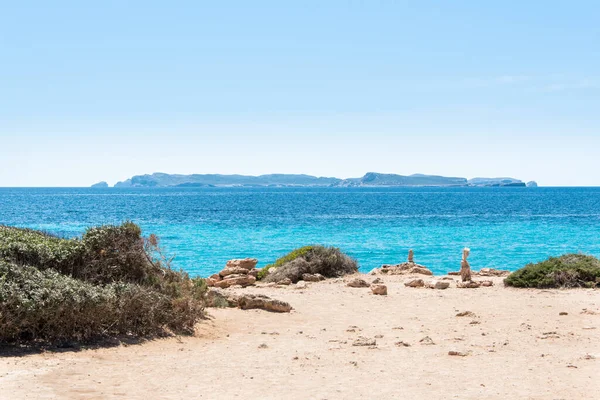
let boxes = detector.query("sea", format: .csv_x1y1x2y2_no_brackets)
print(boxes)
1,187,599,277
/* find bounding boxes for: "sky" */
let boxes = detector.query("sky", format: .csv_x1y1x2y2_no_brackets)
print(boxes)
1,1,599,187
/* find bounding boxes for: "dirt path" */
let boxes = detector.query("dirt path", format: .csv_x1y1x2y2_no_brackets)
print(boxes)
1,275,599,399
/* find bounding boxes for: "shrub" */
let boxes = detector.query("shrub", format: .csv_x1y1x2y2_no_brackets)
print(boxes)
504,254,600,288
262,245,358,283
0,223,207,344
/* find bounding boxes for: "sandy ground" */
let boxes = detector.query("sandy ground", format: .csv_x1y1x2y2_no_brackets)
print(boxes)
1,274,599,400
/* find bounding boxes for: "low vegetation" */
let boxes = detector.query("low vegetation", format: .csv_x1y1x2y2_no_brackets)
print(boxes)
261,245,358,283
504,254,600,288
0,223,207,344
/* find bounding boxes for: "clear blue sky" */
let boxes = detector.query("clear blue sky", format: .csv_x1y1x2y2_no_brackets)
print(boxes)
1,1,598,186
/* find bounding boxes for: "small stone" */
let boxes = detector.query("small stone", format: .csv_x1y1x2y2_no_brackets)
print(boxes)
258,343,268,349
353,337,376,347
302,273,325,282
347,278,370,288
419,336,435,345
456,311,476,317
370,284,388,295
371,277,383,284
395,341,411,347
480,280,493,287
448,351,469,357
404,279,424,288
559,312,568,316
277,278,292,286
295,281,308,289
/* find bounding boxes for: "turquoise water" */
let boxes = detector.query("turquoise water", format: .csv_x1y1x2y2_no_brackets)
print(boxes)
1,187,599,277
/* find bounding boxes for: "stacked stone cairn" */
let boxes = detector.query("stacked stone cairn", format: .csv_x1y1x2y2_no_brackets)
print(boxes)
206,258,259,288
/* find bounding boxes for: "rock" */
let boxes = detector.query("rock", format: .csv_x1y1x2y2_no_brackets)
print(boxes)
371,262,433,276
371,277,383,284
456,311,476,317
247,268,259,278
236,294,292,313
295,281,308,289
448,350,469,357
434,280,450,289
219,266,253,277
460,248,471,282
527,181,538,188
213,275,256,288
395,341,411,347
559,312,568,316
206,277,218,287
347,278,370,288
205,288,233,308
409,266,433,276
448,271,461,276
404,279,425,288
408,249,414,263
277,278,292,285
209,273,221,281
457,281,481,289
480,280,493,287
353,336,376,346
476,268,510,277
370,284,387,295
226,258,258,270
419,336,435,345
302,273,325,282
258,343,268,349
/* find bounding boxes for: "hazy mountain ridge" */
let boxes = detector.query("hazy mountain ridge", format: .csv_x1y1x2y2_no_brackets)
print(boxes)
110,173,534,188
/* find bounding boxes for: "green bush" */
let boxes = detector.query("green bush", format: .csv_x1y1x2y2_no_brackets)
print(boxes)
504,254,600,288
262,245,358,283
0,223,207,344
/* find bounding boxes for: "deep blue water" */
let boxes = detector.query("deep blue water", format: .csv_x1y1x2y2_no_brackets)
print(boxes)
1,187,600,277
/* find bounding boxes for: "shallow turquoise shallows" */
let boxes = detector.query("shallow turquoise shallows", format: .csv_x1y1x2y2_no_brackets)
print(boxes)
1,187,599,277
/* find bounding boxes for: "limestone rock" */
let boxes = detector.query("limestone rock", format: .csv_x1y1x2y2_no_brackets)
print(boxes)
404,279,425,288
480,280,493,287
347,278,370,288
477,268,510,277
372,262,433,276
370,284,388,295
277,278,292,285
226,258,258,270
425,280,450,289
448,350,469,357
371,277,383,284
457,281,481,289
213,275,256,288
219,266,252,278
408,249,414,263
236,294,292,313
302,273,325,282
247,268,259,278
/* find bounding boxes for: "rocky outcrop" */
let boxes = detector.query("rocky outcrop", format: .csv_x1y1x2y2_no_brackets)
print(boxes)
448,268,510,277
207,258,259,288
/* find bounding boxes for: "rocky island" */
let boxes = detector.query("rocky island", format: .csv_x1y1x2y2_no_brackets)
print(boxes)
102,172,537,188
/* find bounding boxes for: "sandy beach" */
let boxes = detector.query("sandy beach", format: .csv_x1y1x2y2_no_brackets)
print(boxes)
1,274,599,400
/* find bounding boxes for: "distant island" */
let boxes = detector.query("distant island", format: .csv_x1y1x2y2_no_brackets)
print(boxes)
91,181,109,188
100,173,537,188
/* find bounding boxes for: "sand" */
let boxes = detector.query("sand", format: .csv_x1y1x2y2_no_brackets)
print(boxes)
1,274,599,399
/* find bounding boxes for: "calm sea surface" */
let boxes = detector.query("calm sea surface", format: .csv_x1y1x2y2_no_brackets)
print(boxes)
1,187,599,277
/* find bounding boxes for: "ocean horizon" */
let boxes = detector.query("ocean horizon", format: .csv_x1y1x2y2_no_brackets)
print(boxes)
2,186,599,277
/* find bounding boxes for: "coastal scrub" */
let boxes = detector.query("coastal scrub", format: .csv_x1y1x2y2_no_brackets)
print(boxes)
0,223,206,344
504,254,600,288
261,245,358,283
